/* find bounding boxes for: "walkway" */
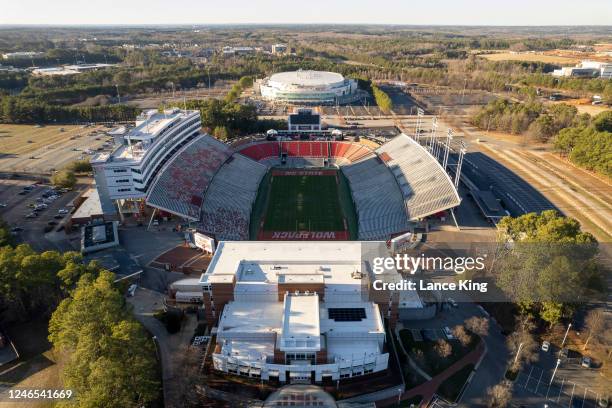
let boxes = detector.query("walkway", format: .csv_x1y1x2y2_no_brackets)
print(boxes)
376,340,486,407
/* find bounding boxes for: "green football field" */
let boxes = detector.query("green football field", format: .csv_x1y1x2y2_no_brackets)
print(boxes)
262,174,346,231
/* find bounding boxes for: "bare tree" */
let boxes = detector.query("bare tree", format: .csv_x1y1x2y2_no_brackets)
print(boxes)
507,316,539,371
583,309,607,350
452,325,472,347
487,381,512,407
465,316,490,337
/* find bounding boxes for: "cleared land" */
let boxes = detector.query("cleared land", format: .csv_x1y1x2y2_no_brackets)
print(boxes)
262,173,346,232
479,52,579,64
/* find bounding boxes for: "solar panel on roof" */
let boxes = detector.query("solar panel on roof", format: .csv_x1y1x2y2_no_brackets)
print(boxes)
328,308,366,322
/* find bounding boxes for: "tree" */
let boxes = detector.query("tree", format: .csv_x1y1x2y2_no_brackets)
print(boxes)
67,160,92,173
371,85,393,114
452,325,472,347
48,272,159,407
213,126,229,141
592,110,612,133
541,301,563,328
507,315,539,371
487,381,512,407
582,308,606,350
465,316,489,337
51,169,76,189
434,339,452,359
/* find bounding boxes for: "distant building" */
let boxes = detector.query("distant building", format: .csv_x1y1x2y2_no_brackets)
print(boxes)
258,70,359,105
32,63,115,76
2,51,44,60
222,46,256,56
552,60,612,79
272,43,288,54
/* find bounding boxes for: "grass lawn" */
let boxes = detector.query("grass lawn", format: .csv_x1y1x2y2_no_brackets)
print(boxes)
399,329,479,377
437,363,475,402
262,173,345,231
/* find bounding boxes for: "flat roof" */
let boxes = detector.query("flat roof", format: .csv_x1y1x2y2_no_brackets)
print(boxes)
269,70,345,87
72,188,103,219
280,294,320,351
200,241,365,286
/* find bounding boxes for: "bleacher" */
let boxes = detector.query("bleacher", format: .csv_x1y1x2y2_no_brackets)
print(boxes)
376,134,461,220
146,135,232,220
237,141,374,164
341,156,410,240
198,154,267,240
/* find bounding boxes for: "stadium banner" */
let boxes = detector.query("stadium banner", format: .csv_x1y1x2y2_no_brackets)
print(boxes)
271,169,337,177
194,232,216,253
258,230,349,240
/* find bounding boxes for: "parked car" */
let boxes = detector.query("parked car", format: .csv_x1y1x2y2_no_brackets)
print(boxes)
58,208,69,215
0,203,6,208
443,327,455,340
541,341,550,352
54,215,64,220
421,329,437,341
10,227,23,233
581,356,592,368
25,212,37,218
447,298,458,308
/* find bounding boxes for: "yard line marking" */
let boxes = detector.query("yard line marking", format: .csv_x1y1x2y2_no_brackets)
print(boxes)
581,387,587,408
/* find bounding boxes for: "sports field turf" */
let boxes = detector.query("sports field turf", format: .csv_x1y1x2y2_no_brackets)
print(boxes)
262,174,345,231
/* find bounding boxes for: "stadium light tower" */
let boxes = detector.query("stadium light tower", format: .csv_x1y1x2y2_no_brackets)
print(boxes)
443,129,453,171
454,142,466,189
429,116,438,152
415,108,424,142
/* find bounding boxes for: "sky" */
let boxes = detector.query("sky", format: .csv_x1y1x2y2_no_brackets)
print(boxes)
1,0,611,26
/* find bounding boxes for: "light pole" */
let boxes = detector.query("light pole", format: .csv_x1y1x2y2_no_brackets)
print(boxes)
513,342,524,367
550,358,561,385
561,323,572,348
115,84,121,104
397,387,402,406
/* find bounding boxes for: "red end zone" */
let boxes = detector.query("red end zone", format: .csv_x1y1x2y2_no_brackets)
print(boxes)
258,230,349,240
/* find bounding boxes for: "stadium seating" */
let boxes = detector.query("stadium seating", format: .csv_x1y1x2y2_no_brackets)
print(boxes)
376,134,461,220
198,154,267,240
342,156,410,240
146,135,232,219
237,141,374,164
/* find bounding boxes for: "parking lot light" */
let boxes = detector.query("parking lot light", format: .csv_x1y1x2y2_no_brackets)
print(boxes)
550,358,561,385
561,323,572,347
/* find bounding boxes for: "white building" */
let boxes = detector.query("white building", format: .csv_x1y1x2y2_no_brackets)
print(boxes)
200,241,410,383
258,70,359,105
2,51,44,60
272,43,288,54
552,60,612,79
90,108,201,216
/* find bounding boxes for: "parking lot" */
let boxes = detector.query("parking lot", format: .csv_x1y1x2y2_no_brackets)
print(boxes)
512,345,606,408
0,124,114,175
0,179,81,252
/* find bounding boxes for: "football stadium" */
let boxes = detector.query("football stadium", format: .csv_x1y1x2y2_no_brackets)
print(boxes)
256,70,360,104
92,107,461,243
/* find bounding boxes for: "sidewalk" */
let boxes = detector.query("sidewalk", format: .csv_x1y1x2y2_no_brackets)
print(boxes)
376,340,486,407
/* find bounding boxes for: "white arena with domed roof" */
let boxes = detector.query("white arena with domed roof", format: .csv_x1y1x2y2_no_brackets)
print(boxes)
257,70,359,104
